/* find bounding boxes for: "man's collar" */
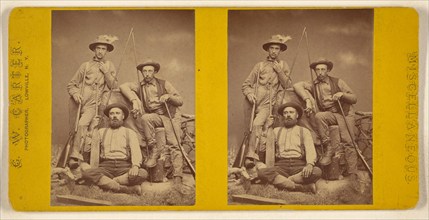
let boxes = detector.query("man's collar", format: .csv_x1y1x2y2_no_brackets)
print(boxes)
314,76,330,84
140,78,156,86
92,56,105,62
266,56,279,62
108,125,123,131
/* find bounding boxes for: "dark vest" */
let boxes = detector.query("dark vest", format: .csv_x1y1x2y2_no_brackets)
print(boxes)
139,78,177,117
315,76,351,116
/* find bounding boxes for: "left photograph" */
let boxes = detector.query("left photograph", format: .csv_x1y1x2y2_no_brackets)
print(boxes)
50,10,195,206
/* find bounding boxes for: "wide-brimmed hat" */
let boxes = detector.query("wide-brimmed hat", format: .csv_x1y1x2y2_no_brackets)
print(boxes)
310,58,334,71
262,34,291,52
136,59,161,72
89,35,118,52
277,102,303,119
104,103,129,120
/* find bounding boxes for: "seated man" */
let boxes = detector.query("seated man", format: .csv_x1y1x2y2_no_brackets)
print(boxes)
81,103,148,195
293,58,359,179
258,102,322,193
120,59,185,186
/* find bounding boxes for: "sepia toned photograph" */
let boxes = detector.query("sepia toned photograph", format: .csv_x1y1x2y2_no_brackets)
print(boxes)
228,9,373,205
50,10,195,206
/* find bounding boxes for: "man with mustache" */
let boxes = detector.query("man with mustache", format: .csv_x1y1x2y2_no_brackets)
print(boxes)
67,35,118,165
242,34,292,168
257,102,321,193
293,58,359,184
120,60,185,187
81,103,147,195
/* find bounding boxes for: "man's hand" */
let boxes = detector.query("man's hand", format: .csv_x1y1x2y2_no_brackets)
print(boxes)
99,62,109,74
128,166,139,177
332,92,344,101
72,93,82,104
264,115,275,129
89,116,101,131
302,164,314,178
246,93,256,104
131,99,142,118
273,60,283,74
159,94,170,103
304,98,314,115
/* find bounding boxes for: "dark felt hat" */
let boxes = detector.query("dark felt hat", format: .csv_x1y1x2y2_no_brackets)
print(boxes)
262,34,291,52
89,35,117,52
103,103,129,120
136,59,160,72
310,58,334,71
277,102,303,119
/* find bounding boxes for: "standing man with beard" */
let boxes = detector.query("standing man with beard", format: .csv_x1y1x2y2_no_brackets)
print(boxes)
81,103,148,195
120,60,185,187
242,34,292,167
67,35,118,165
257,102,322,193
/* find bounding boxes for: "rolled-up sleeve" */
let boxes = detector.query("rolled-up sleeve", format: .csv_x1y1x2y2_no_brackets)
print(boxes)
67,62,86,96
165,81,183,107
120,82,140,102
242,63,260,96
338,79,357,104
128,129,143,167
293,81,314,100
303,128,317,165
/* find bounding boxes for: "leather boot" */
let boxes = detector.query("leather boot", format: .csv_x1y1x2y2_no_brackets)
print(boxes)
319,143,335,166
272,175,295,191
98,176,142,195
294,183,317,194
320,126,341,166
97,176,121,191
244,158,256,169
113,173,130,185
118,185,142,196
173,176,183,185
144,145,161,168
145,128,166,168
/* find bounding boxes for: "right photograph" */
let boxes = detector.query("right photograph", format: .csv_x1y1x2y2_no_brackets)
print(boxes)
228,9,373,205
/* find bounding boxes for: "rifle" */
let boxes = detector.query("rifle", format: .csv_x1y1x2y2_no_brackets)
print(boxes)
55,62,89,168
55,103,82,168
233,67,261,168
264,82,275,167
164,102,196,178
89,82,101,168
337,100,373,178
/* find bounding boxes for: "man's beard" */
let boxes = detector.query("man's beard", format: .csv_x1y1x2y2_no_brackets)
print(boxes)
284,118,298,128
109,119,124,129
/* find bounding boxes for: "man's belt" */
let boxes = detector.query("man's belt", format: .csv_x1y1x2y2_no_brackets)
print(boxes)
100,158,130,163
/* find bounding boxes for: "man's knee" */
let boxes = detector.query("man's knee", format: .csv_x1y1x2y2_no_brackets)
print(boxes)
315,111,331,121
128,169,148,185
257,167,278,182
312,167,322,179
82,168,103,183
141,113,153,122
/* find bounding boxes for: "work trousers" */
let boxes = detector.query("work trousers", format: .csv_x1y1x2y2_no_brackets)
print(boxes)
82,160,148,186
258,158,322,184
246,106,271,161
314,111,358,174
140,113,183,177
